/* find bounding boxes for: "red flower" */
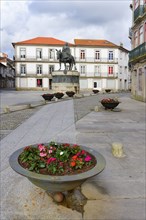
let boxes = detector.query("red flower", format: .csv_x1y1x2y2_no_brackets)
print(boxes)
70,161,76,167
72,155,78,160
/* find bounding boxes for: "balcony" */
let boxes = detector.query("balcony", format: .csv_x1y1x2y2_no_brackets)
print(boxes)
134,5,145,22
75,57,118,63
129,42,146,63
80,72,117,78
14,56,58,62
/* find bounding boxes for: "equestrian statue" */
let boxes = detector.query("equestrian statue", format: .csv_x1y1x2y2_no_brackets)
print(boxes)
56,42,77,73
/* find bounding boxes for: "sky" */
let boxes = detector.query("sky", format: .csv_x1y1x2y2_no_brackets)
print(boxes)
1,0,132,59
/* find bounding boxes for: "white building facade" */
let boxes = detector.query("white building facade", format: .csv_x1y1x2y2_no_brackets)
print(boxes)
13,37,130,91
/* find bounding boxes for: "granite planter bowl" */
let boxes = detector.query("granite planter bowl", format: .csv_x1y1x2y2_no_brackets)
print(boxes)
9,144,106,193
54,92,64,99
42,94,54,101
105,89,111,93
66,91,75,97
93,89,99,94
101,102,120,109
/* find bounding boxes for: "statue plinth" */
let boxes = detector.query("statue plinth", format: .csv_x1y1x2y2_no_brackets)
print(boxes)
52,71,80,93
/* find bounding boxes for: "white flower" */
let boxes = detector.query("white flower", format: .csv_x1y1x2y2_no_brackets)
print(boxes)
60,151,64,155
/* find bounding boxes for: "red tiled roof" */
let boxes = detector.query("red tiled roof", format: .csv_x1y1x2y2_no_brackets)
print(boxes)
74,39,118,48
12,37,74,46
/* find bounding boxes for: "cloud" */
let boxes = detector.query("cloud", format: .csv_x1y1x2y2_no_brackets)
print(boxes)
1,0,132,58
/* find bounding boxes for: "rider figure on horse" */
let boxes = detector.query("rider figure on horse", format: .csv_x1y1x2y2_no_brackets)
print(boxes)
62,42,71,60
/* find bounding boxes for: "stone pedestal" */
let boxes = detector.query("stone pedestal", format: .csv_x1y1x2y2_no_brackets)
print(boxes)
52,71,80,93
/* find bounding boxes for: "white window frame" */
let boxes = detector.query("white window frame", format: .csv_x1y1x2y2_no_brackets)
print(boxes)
20,64,26,74
80,49,86,60
20,48,26,59
36,65,42,74
36,48,42,59
134,30,138,48
95,50,100,60
49,65,54,74
94,65,101,76
108,65,114,75
49,49,54,60
108,50,114,60
139,25,144,44
80,65,86,74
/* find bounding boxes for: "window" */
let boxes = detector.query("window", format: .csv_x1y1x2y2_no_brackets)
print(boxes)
80,50,85,59
108,66,113,75
109,51,113,60
138,69,142,91
93,80,101,88
94,82,97,88
134,30,138,47
120,51,122,60
49,49,54,59
120,66,122,74
139,26,143,44
36,48,42,59
95,65,100,76
49,65,54,74
37,65,42,74
95,50,100,60
20,64,26,74
20,48,26,58
37,79,42,87
80,65,86,74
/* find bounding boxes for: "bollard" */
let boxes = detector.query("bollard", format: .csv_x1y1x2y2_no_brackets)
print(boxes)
112,142,125,158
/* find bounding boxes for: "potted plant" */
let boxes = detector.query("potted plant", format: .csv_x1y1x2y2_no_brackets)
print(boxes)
105,89,111,93
54,92,64,99
92,89,99,94
42,93,54,101
66,91,75,97
100,98,120,109
9,142,106,195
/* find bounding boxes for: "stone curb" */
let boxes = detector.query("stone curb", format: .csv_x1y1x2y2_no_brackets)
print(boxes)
1,95,85,115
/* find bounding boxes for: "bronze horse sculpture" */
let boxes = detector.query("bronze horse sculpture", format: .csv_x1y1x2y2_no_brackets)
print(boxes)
56,49,77,73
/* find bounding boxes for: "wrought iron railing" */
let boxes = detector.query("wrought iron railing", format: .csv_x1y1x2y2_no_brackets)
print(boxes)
14,56,118,63
134,5,145,21
129,42,146,61
80,72,117,77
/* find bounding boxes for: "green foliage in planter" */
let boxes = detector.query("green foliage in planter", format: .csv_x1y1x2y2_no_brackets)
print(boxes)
18,142,96,176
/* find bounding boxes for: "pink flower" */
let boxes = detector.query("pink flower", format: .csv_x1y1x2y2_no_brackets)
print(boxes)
40,152,47,157
47,157,56,164
48,150,53,154
38,144,46,152
85,155,92,162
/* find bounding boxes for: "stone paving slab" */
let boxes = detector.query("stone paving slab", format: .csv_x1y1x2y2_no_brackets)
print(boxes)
84,199,146,220
76,97,146,220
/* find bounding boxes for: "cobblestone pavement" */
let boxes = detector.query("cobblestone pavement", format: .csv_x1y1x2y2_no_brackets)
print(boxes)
73,92,130,121
0,92,130,141
0,106,41,140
